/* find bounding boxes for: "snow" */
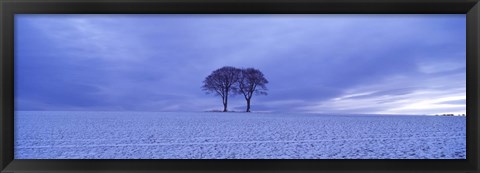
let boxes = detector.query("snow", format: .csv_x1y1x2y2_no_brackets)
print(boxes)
14,111,466,159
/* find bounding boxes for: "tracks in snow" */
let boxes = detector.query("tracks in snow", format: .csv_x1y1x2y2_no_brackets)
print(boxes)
16,135,465,149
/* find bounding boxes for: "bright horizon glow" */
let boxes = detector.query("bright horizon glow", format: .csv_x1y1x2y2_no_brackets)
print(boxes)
15,14,466,115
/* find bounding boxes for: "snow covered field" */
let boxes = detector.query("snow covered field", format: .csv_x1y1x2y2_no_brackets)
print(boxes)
14,111,466,159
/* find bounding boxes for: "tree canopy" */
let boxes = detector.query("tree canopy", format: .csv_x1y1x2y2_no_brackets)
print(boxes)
236,68,269,112
202,66,241,112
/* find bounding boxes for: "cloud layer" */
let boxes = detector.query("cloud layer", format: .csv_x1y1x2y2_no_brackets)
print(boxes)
15,14,466,115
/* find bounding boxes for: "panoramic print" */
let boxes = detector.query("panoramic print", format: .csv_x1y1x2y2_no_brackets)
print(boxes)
14,14,466,159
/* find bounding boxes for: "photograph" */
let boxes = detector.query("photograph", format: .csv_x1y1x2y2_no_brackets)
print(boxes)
14,14,466,159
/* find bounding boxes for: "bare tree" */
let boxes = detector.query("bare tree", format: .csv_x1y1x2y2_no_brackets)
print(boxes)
236,68,268,112
202,66,241,112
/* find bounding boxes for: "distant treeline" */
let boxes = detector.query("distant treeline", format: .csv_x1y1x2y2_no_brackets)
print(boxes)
436,114,466,116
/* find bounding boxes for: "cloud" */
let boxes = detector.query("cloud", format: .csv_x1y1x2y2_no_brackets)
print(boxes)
438,99,466,105
300,78,465,115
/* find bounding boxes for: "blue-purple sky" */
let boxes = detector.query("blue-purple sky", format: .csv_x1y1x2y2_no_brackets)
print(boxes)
15,14,466,115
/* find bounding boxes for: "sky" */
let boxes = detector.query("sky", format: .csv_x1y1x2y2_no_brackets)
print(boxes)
14,14,466,115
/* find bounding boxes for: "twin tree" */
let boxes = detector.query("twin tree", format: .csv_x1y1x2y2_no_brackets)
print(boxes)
202,66,269,112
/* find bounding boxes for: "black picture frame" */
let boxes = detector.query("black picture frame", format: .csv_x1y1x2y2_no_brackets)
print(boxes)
1,0,479,172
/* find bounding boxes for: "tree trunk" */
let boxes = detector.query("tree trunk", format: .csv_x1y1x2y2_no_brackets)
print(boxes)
246,99,251,112
223,95,228,112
